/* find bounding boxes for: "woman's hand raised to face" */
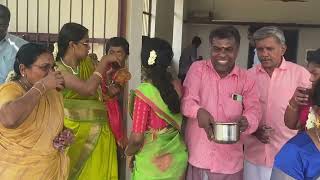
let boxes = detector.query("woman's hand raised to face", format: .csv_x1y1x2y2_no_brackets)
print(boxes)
101,54,122,67
40,71,65,91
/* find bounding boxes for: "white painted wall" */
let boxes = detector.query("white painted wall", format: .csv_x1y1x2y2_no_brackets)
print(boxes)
297,28,320,66
180,0,320,70
187,0,320,24
183,24,320,69
171,0,320,72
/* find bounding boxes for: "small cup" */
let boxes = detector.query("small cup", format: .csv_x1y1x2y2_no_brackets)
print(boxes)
212,122,240,144
299,87,312,102
111,62,121,70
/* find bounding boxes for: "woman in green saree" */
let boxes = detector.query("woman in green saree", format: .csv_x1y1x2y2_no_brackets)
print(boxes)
126,37,188,180
54,22,121,180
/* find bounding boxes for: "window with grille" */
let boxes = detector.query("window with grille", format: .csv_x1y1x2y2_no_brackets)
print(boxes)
143,0,152,37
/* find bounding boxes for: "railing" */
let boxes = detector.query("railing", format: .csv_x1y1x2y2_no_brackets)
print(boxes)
2,0,127,179
3,0,125,57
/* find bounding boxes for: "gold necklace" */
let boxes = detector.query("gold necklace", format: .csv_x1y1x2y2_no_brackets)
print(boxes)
60,58,79,75
18,79,30,91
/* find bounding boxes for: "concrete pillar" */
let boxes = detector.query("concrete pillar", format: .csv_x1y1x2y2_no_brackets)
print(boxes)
123,0,142,179
172,0,185,73
154,0,175,44
150,0,157,38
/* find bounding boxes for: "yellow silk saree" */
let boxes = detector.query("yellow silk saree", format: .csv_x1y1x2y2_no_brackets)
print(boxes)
0,82,69,180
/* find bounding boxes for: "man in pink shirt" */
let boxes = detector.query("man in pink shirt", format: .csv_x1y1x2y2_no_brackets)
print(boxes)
243,26,311,180
182,26,261,180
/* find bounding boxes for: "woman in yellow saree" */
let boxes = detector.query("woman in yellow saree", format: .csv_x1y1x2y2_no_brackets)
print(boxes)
0,43,69,179
55,22,121,180
126,37,188,180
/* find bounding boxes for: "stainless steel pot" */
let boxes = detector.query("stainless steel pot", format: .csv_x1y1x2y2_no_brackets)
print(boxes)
212,122,240,144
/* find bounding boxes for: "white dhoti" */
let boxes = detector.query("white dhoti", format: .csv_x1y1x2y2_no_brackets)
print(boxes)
244,160,272,180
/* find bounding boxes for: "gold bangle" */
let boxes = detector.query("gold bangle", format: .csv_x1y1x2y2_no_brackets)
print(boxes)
124,146,129,156
124,146,133,157
288,102,298,111
93,71,103,80
31,86,43,96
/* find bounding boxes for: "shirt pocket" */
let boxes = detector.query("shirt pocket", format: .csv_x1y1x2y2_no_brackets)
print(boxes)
222,94,243,122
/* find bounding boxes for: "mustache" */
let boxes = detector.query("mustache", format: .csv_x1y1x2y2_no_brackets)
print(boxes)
259,58,271,61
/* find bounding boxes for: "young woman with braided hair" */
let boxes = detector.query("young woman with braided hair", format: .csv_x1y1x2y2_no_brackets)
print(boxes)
125,37,187,180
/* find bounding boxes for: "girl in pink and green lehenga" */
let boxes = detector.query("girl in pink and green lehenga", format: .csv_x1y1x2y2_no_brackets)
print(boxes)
126,37,188,180
55,22,121,180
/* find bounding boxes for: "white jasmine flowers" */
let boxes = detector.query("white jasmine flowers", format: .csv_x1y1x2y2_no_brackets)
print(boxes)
148,50,157,65
5,70,16,82
53,42,59,60
306,107,316,129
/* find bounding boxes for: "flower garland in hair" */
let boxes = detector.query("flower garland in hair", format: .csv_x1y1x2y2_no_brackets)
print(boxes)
5,70,16,82
315,114,320,129
306,108,316,129
148,50,157,65
52,42,59,61
305,106,320,129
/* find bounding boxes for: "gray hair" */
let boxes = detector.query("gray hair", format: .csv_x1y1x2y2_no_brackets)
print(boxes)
253,26,286,46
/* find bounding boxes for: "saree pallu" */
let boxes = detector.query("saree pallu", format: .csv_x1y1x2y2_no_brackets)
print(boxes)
56,58,118,180
101,69,124,142
0,82,69,180
133,128,188,180
130,83,188,180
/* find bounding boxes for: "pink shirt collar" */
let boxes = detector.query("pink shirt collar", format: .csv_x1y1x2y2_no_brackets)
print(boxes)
256,57,288,73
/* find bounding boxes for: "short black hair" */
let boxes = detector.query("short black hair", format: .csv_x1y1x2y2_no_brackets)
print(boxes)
13,43,50,79
307,48,320,65
313,79,320,106
209,26,240,46
56,22,88,61
140,37,180,113
192,36,201,46
105,37,129,55
0,4,10,21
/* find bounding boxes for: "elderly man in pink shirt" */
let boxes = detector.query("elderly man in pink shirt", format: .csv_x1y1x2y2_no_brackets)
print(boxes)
182,26,261,180
243,26,311,180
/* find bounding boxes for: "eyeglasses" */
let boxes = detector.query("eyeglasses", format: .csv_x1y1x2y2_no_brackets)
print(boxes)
32,63,57,72
78,41,90,47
